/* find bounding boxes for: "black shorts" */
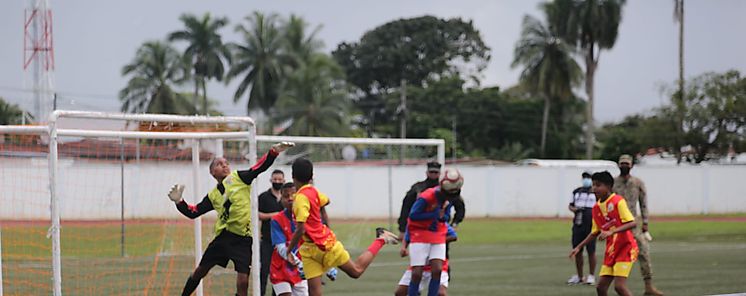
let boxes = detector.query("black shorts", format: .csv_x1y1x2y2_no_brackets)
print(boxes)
571,223,596,254
199,231,253,274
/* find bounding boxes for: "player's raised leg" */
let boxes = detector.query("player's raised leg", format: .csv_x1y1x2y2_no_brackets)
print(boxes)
337,228,398,278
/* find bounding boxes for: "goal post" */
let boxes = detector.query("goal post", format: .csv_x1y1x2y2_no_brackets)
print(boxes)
46,110,260,296
1,110,445,296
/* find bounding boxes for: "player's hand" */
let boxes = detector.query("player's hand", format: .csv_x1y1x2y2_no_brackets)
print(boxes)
599,230,613,241
642,223,649,233
287,252,300,267
438,201,450,220
400,245,409,257
272,141,295,153
569,248,580,259
168,184,185,203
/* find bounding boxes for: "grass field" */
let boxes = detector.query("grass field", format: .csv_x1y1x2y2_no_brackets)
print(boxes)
2,216,746,295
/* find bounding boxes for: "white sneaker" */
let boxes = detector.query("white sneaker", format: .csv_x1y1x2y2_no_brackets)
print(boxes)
585,274,595,285
566,275,581,285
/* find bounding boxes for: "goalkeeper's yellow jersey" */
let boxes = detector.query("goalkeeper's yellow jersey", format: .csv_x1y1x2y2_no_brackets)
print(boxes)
208,170,253,237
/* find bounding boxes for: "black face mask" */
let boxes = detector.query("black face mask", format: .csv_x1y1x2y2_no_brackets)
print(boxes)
619,167,631,176
272,182,283,191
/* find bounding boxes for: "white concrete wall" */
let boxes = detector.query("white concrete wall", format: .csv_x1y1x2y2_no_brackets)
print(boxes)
2,157,745,220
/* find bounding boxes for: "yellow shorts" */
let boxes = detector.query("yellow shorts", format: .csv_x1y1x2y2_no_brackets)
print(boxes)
599,261,634,277
299,241,351,279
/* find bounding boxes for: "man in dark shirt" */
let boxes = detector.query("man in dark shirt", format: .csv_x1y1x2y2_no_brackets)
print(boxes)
258,169,286,296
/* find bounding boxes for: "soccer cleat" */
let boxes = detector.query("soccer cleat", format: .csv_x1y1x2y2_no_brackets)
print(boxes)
376,227,399,244
325,267,338,281
585,274,595,285
566,275,581,285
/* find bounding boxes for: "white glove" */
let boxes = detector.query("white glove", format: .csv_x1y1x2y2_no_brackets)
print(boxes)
168,184,185,203
272,141,295,153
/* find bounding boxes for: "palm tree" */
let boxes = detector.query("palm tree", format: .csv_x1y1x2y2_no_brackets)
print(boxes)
673,0,685,163
168,13,231,115
274,54,350,136
281,14,324,68
226,12,285,121
119,41,194,114
512,15,583,157
545,0,626,159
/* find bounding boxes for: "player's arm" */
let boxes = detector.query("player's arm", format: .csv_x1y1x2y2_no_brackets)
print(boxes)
446,224,458,243
236,142,294,184
408,198,438,221
400,229,411,257
175,195,214,219
287,221,305,260
259,211,280,221
271,219,292,261
600,198,637,240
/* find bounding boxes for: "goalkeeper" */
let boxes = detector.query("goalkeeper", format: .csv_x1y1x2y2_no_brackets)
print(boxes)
168,142,295,296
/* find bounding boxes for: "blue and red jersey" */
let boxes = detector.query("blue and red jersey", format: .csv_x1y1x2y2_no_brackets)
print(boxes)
270,209,303,285
407,187,453,244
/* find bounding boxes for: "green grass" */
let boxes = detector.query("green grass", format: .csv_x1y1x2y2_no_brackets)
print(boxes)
2,217,746,295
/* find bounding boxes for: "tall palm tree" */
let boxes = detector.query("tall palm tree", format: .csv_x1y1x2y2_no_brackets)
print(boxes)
168,13,231,115
545,0,626,159
673,0,685,163
226,12,285,120
274,54,350,136
281,14,324,68
119,41,194,114
512,15,583,157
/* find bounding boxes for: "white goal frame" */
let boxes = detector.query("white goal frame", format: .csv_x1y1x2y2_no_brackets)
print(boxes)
47,110,259,296
0,110,446,296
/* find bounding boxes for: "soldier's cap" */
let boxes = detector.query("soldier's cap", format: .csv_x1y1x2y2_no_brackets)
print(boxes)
618,154,634,164
426,161,442,172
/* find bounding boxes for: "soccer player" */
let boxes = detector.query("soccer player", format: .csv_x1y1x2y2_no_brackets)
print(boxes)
286,158,399,296
395,225,458,296
406,168,464,296
269,182,308,296
167,141,295,296
570,171,638,296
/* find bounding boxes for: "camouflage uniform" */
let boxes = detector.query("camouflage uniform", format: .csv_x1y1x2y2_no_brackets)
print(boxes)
613,174,653,280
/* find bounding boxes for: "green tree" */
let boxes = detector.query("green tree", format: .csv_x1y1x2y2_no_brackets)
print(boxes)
119,41,194,114
512,13,583,157
226,12,284,120
332,15,491,136
0,97,29,125
168,13,231,115
282,14,324,68
545,0,626,158
274,54,351,136
675,70,746,162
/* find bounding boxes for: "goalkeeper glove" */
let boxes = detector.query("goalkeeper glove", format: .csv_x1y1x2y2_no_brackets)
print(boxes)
271,141,295,153
168,184,185,203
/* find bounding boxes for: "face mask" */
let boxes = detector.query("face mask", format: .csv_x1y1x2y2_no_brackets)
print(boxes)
619,167,631,176
582,178,592,188
272,182,283,191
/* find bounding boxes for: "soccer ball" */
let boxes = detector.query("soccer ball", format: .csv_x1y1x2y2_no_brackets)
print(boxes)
440,168,464,192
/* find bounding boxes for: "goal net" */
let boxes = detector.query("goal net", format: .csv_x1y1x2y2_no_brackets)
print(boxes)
0,111,445,295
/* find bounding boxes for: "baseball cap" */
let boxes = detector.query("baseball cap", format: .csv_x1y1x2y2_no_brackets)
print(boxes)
618,154,633,164
426,161,442,172
581,171,591,178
